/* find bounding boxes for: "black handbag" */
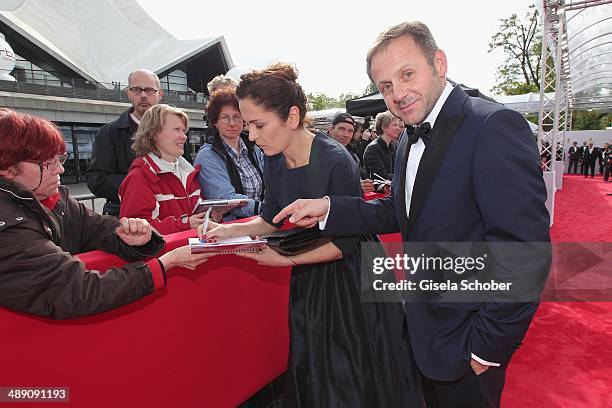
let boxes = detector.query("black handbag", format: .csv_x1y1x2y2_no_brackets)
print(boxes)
262,227,333,256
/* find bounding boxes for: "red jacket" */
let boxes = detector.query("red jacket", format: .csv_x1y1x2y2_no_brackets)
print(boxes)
119,154,202,235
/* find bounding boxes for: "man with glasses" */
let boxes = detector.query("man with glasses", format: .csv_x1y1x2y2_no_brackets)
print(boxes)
87,69,163,216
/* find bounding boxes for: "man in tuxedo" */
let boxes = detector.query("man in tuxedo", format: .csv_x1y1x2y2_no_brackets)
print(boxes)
578,141,588,174
567,141,578,174
599,143,608,175
583,142,596,178
273,21,550,408
604,143,612,182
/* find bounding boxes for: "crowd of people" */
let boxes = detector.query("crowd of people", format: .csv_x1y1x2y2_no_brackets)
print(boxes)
566,140,612,181
0,19,557,408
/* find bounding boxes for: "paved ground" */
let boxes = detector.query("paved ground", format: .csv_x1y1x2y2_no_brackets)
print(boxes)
65,182,106,214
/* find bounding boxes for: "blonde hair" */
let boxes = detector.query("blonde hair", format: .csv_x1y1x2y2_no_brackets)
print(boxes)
207,74,239,95
375,110,397,135
132,104,190,156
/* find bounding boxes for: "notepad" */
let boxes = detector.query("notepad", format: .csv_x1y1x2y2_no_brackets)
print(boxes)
192,199,249,214
188,236,267,254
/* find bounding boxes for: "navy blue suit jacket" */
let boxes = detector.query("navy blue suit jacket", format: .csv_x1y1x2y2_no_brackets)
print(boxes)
325,86,551,381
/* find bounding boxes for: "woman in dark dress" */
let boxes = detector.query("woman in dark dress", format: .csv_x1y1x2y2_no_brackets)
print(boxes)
200,63,423,407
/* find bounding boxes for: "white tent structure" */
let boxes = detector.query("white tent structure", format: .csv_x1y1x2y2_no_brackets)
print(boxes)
536,0,611,225
0,0,233,89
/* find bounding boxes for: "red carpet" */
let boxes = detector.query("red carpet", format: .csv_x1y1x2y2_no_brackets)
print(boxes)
502,174,612,407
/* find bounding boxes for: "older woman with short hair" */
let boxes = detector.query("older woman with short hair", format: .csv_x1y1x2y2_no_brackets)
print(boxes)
194,88,264,220
119,104,220,234
0,110,212,319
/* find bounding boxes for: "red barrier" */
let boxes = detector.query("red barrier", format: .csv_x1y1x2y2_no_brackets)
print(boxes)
0,225,291,408
0,199,401,407
363,191,389,201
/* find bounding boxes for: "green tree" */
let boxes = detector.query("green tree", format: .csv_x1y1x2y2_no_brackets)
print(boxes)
364,82,378,95
490,4,611,130
307,92,336,110
338,92,361,106
489,4,542,95
306,92,361,110
572,111,610,130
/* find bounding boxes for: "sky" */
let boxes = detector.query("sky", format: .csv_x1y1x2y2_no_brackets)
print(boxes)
137,0,536,98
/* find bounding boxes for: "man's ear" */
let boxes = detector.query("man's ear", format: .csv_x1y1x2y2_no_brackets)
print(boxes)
286,106,301,130
434,49,448,78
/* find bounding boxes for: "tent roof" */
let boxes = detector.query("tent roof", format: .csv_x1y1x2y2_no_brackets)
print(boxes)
0,0,233,88
565,3,612,97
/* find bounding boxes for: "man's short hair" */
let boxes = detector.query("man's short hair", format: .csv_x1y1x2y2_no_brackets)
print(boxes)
331,112,355,128
127,69,161,88
366,21,439,82
207,74,239,95
375,111,397,135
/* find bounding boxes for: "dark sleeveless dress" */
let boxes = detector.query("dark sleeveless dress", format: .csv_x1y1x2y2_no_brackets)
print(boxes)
260,133,424,407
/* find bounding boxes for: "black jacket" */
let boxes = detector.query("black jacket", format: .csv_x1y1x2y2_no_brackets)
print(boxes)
210,130,265,201
346,143,367,179
0,179,166,319
87,109,138,203
363,137,395,180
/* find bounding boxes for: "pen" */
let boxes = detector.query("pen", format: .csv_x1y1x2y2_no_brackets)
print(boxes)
372,172,389,182
201,207,212,241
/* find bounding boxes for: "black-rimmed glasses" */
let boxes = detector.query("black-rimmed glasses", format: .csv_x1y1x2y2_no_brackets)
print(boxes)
128,87,159,95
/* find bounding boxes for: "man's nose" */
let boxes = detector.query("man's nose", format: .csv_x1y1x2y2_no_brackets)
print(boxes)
392,83,407,104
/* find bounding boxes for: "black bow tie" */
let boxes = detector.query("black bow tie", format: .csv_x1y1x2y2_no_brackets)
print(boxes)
408,122,432,145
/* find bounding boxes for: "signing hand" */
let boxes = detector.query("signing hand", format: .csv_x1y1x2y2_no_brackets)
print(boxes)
236,246,294,267
360,179,374,193
272,198,330,228
116,217,152,246
158,245,216,270
199,222,239,241
197,220,219,240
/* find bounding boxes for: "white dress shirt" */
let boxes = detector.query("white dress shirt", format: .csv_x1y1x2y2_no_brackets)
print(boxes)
404,81,454,220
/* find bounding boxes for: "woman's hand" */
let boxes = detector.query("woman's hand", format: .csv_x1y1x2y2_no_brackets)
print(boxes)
197,220,219,240
188,212,206,229
158,245,216,270
235,246,295,267
360,179,375,193
198,222,240,241
116,217,152,246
